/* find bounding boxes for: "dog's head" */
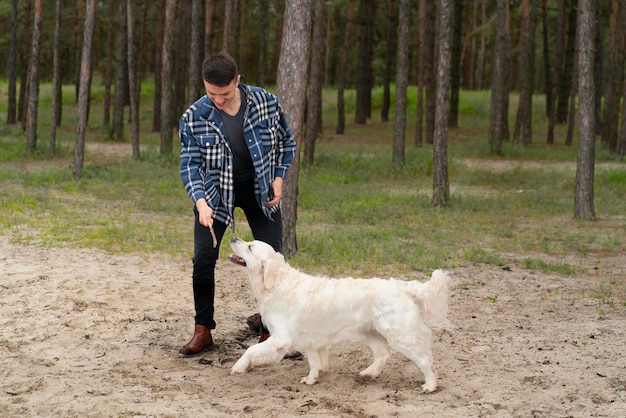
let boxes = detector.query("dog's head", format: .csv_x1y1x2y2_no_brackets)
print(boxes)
228,237,286,290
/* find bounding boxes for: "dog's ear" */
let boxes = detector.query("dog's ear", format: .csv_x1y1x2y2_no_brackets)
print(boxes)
259,259,281,290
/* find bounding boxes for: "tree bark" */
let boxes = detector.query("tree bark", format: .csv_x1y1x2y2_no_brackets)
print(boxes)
556,0,577,124
276,0,311,256
73,0,96,179
489,0,510,155
335,0,355,135
50,0,62,157
160,0,176,155
6,0,18,125
113,0,128,140
303,0,325,166
600,0,621,152
152,0,164,132
513,0,537,145
188,0,203,104
433,0,453,208
354,0,376,124
26,0,43,152
448,0,463,129
127,0,140,159
542,0,556,144
103,0,115,128
574,0,596,221
392,0,410,166
381,0,396,123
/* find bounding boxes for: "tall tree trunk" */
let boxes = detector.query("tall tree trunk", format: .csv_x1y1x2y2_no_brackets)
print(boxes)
152,0,164,132
433,0,453,208
574,0,596,221
256,0,269,86
223,0,233,52
601,0,621,152
26,0,43,152
50,0,62,157
6,0,18,125
113,0,128,140
542,0,556,144
188,0,202,104
415,0,435,145
381,0,396,123
618,0,626,160
127,0,140,159
160,0,176,155
74,0,85,102
18,0,32,129
354,0,376,124
205,0,217,58
556,0,577,124
448,0,463,129
392,0,410,166
277,0,311,257
477,0,487,89
513,0,537,145
335,0,355,134
103,0,115,128
174,1,190,116
303,0,325,166
489,0,510,155
73,0,96,179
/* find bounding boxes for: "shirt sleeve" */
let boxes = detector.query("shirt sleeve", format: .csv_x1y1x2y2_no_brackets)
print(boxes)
273,103,297,179
179,114,208,204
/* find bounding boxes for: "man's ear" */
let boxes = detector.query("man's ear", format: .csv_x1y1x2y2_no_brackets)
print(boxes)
260,260,280,290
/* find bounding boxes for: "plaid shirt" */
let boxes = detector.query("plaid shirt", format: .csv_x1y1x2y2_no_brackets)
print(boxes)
179,83,296,229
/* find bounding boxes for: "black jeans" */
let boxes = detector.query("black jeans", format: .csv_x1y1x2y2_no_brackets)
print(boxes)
191,178,282,329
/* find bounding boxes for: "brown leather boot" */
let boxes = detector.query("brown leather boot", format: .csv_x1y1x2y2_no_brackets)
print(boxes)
179,324,213,356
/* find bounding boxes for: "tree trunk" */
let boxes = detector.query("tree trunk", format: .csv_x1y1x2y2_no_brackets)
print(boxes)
354,0,376,124
103,0,115,128
600,0,621,152
74,0,84,102
50,0,62,157
542,0,556,144
185,0,202,104
513,0,537,145
448,0,463,129
6,0,18,125
381,0,396,122
303,0,325,166
223,0,233,52
489,0,510,155
415,0,435,145
127,0,140,159
556,0,577,124
335,0,355,135
113,0,128,140
26,0,43,152
160,0,176,155
205,0,217,58
574,0,596,221
73,0,96,179
256,0,269,86
433,0,453,208
392,0,410,166
152,0,164,132
18,0,32,128
277,0,311,257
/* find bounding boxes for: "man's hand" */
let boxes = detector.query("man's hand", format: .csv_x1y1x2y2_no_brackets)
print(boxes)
267,177,283,208
196,199,214,227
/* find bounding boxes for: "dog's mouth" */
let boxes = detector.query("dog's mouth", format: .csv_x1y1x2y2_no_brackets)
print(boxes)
228,253,246,267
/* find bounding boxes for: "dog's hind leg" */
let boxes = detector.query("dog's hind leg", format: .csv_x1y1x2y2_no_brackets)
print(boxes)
300,347,328,385
359,334,391,378
230,337,289,374
391,328,438,392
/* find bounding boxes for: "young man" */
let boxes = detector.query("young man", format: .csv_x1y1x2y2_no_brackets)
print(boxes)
178,52,296,356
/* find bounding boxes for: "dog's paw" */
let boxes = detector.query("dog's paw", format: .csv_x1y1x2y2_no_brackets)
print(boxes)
421,382,437,393
230,360,249,375
299,375,318,385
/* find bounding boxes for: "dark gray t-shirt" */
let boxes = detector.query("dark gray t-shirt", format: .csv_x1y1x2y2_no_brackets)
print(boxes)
220,85,254,182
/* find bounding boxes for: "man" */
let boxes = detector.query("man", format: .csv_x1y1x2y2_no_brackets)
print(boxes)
178,52,296,356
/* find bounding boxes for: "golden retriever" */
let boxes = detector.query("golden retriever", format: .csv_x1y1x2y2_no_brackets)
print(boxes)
228,237,451,392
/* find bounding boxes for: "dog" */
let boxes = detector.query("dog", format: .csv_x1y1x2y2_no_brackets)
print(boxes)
227,237,451,392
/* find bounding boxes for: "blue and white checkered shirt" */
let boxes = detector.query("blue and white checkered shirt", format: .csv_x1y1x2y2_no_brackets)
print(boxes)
179,83,296,229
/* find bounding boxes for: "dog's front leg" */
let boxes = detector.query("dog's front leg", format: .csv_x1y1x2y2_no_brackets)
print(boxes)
299,348,326,385
230,337,289,374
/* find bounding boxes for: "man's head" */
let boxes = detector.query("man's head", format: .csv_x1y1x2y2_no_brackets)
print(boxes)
202,52,240,110
202,52,238,86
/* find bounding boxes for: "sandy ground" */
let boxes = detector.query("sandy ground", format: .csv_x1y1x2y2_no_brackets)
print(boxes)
1,236,625,417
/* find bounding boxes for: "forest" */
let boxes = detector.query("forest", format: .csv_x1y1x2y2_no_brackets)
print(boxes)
1,0,625,224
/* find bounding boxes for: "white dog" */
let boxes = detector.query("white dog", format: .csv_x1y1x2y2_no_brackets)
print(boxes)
228,237,451,392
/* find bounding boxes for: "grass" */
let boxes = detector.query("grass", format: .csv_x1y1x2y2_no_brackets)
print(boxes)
1,82,625,279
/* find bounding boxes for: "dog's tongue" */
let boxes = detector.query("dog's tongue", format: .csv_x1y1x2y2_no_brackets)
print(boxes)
228,253,246,266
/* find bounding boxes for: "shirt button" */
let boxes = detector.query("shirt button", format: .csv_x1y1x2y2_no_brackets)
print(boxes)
206,142,210,146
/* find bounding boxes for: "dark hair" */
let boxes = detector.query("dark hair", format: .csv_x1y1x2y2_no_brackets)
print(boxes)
202,52,238,86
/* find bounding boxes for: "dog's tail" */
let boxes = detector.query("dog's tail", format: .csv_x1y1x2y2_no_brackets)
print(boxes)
409,269,453,330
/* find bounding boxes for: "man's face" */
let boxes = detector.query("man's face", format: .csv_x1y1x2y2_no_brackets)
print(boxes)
204,76,239,110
